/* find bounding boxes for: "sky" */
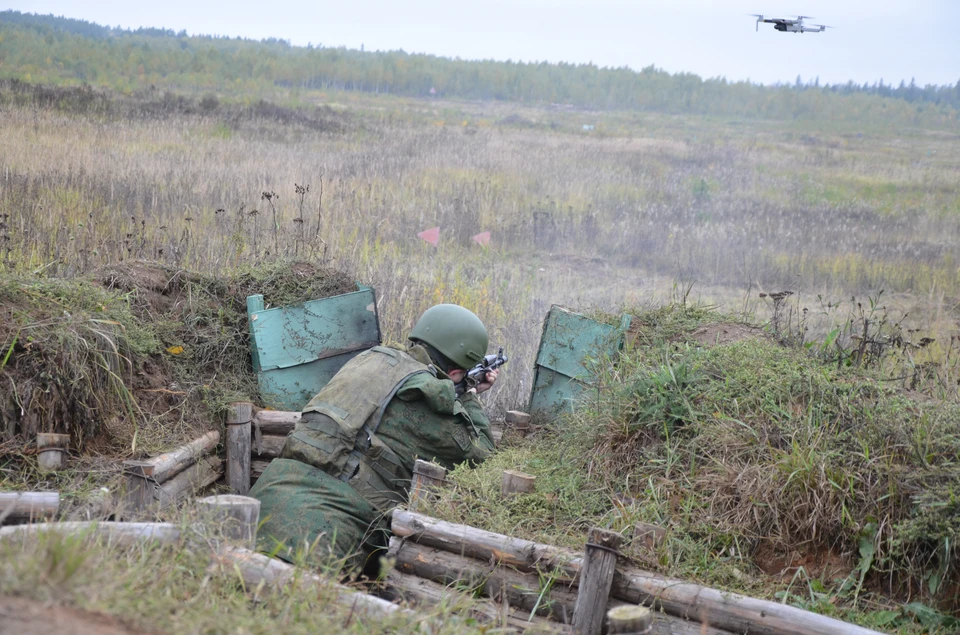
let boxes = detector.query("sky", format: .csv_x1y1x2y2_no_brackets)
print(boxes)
4,0,959,87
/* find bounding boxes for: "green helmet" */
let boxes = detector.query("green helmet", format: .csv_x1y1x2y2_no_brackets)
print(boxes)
408,304,488,370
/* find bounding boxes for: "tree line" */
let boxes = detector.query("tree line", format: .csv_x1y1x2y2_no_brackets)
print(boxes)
1,10,958,126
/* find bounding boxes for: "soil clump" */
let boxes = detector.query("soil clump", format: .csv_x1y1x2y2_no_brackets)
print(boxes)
0,595,146,635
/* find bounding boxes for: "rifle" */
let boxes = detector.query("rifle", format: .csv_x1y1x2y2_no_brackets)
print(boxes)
457,347,508,395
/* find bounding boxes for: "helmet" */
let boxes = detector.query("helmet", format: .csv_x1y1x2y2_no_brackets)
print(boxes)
408,304,488,370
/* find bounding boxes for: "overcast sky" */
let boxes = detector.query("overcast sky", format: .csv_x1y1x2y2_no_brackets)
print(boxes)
5,0,958,87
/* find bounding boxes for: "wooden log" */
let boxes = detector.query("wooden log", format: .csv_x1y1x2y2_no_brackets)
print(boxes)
212,546,409,618
36,433,70,472
252,434,286,459
251,460,271,482
608,568,881,635
383,570,570,633
37,451,64,471
506,410,532,436
489,422,505,446
502,469,537,497
120,456,223,518
390,510,882,635
0,492,60,523
392,508,581,582
409,460,447,512
119,474,155,519
0,521,182,546
389,538,727,635
573,528,623,635
196,495,260,549
225,402,253,495
36,433,70,449
390,536,578,622
608,606,653,634
227,402,254,425
505,411,532,425
155,456,223,509
122,430,220,482
252,409,300,435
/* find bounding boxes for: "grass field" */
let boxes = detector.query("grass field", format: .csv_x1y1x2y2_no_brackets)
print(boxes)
1,82,959,632
2,82,958,407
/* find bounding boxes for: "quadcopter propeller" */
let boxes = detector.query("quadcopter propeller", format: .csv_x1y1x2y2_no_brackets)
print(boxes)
814,24,834,29
749,13,764,31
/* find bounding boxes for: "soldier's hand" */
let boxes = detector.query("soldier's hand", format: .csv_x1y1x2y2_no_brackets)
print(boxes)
476,369,499,394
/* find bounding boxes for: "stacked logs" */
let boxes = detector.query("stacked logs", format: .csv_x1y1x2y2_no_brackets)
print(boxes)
248,408,299,483
387,520,720,635
383,563,570,633
120,430,222,517
389,509,884,635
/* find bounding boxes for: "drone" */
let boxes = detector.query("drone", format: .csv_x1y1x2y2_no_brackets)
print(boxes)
751,15,831,33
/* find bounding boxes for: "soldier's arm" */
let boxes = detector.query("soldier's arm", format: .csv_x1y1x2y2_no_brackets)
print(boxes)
457,390,496,459
397,374,495,461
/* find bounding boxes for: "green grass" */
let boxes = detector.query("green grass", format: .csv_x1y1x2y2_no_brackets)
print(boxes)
0,275,155,446
429,304,960,632
0,262,358,454
0,523,485,634
1,81,959,632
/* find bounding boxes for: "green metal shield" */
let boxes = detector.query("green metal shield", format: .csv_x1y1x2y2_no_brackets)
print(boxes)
247,287,382,411
528,305,631,420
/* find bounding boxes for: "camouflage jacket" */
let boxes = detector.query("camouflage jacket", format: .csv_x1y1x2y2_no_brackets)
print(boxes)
279,343,495,510
250,343,495,568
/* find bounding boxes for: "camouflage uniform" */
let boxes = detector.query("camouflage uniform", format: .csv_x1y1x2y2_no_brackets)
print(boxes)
249,343,494,572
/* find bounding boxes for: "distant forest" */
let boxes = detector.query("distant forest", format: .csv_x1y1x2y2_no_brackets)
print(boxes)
2,10,959,126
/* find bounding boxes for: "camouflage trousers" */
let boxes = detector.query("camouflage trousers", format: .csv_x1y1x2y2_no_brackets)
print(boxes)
249,458,390,574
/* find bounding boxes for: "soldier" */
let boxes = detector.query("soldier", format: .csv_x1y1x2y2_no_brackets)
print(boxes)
250,303,498,575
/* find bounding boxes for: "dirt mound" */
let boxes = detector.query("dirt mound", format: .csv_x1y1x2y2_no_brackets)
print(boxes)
687,322,767,347
0,595,146,635
754,542,852,581
97,261,194,316
97,260,355,320
0,275,153,449
0,79,350,133
577,304,960,610
0,260,357,458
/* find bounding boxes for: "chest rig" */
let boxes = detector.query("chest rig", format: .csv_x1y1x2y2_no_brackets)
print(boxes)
279,346,436,511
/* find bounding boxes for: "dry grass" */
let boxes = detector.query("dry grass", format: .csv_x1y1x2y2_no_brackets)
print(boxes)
1,84,957,412
1,83,959,631
0,260,357,457
0,507,488,635
433,304,960,632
